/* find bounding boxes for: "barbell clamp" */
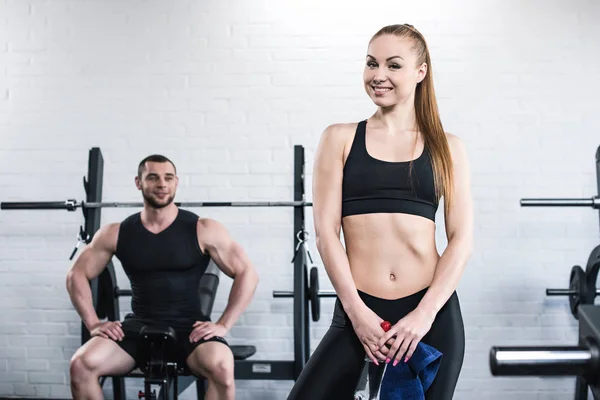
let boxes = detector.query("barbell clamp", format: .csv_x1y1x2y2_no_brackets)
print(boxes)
65,199,78,211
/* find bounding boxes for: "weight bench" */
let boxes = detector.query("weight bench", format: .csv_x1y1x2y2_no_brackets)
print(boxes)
105,262,257,400
135,326,256,400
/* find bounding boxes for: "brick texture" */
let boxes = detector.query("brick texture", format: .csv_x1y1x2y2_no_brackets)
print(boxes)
1,0,600,398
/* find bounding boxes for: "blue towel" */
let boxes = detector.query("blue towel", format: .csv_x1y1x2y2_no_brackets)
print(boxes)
379,342,443,400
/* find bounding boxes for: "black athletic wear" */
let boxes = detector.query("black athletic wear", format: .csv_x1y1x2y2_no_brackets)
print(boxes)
287,288,465,400
288,121,465,398
116,316,229,370
113,208,229,368
342,119,438,221
116,208,211,330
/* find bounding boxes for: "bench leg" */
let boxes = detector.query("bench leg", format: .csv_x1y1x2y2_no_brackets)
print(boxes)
173,371,178,400
153,365,179,400
145,379,152,399
196,378,206,400
112,376,125,400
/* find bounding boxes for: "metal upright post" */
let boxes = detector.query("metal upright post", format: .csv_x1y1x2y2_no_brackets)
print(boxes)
595,145,600,233
80,147,125,400
575,145,600,400
293,145,307,379
81,147,103,345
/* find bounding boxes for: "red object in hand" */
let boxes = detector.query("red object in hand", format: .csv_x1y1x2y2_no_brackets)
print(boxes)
380,320,391,332
138,390,145,399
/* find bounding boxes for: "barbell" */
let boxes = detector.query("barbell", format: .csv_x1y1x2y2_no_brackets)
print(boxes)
0,199,313,211
520,197,600,209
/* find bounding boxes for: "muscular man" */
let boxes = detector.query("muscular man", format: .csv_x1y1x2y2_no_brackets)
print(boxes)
67,154,259,400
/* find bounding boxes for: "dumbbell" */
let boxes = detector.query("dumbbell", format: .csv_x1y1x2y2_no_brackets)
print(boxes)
545,245,600,319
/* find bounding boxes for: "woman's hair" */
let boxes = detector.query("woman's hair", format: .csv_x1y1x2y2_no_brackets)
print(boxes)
370,24,454,212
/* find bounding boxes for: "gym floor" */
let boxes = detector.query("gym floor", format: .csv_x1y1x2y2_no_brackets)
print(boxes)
1,0,600,399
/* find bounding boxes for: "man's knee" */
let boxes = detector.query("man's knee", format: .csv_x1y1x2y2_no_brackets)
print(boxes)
191,345,234,387
209,357,234,387
70,340,112,379
70,349,97,383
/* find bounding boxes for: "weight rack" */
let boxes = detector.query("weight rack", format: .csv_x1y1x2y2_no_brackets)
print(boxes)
518,145,600,399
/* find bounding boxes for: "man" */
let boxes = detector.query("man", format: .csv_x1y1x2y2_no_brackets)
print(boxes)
67,154,259,400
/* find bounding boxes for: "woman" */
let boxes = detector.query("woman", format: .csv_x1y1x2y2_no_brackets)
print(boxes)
287,24,473,399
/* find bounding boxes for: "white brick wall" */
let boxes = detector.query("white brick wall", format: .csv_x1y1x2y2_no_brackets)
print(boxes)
1,0,600,398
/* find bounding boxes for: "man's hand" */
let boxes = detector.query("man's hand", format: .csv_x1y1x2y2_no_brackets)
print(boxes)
189,321,228,342
90,321,124,341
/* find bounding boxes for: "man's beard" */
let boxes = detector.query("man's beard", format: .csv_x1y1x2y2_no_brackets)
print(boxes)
142,190,174,209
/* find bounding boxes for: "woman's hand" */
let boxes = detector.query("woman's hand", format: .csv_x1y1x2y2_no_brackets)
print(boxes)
348,305,389,365
377,307,435,366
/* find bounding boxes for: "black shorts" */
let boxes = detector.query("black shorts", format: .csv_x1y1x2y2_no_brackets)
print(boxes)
115,315,230,371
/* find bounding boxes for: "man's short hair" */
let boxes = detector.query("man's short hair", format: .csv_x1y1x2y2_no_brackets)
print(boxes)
137,154,177,178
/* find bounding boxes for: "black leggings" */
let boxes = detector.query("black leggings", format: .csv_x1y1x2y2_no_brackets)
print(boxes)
287,287,465,400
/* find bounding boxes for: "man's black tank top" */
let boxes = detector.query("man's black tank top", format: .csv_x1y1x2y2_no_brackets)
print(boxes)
341,120,439,221
115,208,211,330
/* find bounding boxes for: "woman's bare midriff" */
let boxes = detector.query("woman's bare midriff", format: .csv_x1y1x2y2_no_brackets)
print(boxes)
342,212,439,300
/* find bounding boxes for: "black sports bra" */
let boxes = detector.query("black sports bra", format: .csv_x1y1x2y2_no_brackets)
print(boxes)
341,120,438,221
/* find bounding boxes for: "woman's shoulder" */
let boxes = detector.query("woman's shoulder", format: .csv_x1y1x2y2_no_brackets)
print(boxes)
444,132,469,162
323,121,360,136
317,122,361,156
444,131,461,143
320,121,361,144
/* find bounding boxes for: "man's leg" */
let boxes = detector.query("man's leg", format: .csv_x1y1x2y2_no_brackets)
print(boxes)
70,337,136,400
186,341,235,400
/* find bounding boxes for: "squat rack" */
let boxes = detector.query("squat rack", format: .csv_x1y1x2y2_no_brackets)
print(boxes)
517,145,600,400
1,145,336,398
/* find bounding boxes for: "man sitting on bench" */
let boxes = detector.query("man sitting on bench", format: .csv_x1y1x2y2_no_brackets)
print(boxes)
66,154,259,400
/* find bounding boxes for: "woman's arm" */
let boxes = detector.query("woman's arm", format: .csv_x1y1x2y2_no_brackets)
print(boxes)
314,123,390,363
417,134,474,318
376,133,474,365
313,124,365,316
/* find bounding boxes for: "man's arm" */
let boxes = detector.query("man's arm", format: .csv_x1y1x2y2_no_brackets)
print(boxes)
66,223,119,331
197,219,259,331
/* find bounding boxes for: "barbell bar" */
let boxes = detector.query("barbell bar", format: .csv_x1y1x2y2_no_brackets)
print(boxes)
272,290,337,298
547,289,600,296
490,345,597,376
1,199,313,211
520,197,600,208
115,288,132,297
116,289,338,299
